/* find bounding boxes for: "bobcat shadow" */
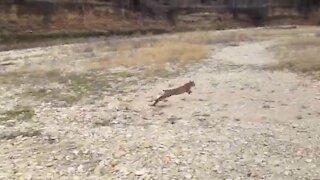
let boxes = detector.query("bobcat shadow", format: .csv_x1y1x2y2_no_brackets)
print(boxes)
157,104,172,108
149,103,172,108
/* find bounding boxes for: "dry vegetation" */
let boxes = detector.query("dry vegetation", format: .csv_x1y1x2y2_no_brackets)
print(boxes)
89,30,249,71
111,41,210,68
0,4,167,34
87,27,320,72
169,26,320,44
270,34,320,77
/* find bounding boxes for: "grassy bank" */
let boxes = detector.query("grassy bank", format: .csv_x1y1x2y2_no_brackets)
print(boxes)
270,34,320,78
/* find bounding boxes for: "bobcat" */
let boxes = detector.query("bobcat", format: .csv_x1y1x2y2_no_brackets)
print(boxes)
151,81,195,106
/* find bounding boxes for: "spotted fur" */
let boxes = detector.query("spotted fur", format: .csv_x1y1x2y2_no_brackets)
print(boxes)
151,81,195,106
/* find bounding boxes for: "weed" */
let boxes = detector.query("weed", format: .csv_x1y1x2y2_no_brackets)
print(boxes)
94,119,112,127
0,107,35,126
270,36,320,74
0,127,42,140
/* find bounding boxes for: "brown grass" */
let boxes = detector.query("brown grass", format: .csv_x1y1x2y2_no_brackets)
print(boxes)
0,127,41,140
121,40,209,67
175,30,253,44
270,36,320,73
156,27,319,45
89,39,210,71
87,27,320,72
113,42,134,52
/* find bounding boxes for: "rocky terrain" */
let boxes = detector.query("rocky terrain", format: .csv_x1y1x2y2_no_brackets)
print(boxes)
0,27,320,179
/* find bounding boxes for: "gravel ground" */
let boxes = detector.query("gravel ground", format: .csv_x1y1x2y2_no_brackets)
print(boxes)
0,28,320,180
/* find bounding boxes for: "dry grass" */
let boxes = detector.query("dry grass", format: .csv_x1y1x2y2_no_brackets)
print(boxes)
115,40,209,67
114,42,135,52
169,27,319,44
88,30,258,70
0,106,35,126
174,30,253,44
89,39,210,71
80,30,251,71
145,27,318,46
0,127,42,140
87,27,320,72
270,36,320,74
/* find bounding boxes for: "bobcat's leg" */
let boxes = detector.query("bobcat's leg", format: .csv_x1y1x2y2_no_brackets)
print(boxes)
152,93,171,106
152,95,164,106
152,98,160,106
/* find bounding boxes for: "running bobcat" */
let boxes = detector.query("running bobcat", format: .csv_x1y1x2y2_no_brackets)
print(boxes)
151,81,195,106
